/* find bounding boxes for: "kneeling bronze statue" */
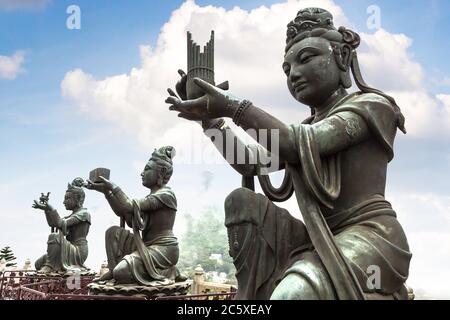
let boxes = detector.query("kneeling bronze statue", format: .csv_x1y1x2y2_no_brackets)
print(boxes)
86,146,186,288
32,178,93,276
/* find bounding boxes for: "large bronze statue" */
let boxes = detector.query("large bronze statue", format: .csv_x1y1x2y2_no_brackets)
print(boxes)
86,146,184,286
32,178,91,275
167,8,411,300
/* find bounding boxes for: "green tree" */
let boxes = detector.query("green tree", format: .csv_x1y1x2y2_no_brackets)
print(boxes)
178,206,236,284
0,246,17,267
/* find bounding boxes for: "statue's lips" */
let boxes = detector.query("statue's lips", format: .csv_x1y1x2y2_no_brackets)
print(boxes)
293,81,308,92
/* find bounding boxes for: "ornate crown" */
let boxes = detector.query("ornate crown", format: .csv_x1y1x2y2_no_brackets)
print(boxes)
67,177,85,191
151,146,176,164
286,8,335,43
286,7,360,51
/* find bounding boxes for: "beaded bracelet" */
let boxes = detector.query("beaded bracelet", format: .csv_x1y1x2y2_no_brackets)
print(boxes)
232,99,252,126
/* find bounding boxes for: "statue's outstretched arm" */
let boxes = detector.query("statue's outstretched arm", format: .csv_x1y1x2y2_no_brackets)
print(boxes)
203,120,285,176
44,208,62,229
44,209,87,234
167,78,298,164
105,187,134,224
229,105,298,164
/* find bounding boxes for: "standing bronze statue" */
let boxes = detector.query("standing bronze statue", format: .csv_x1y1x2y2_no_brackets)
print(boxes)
167,8,411,300
32,178,92,275
86,146,185,287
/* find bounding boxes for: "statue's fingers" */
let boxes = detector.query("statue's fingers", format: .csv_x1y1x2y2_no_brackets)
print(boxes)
32,200,41,208
169,96,206,114
193,78,217,95
178,69,186,77
165,96,180,105
47,192,50,197
167,88,179,98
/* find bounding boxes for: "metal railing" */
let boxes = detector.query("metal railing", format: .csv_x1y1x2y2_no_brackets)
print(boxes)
1,271,236,300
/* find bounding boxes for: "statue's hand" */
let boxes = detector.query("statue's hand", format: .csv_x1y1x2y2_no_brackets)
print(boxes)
32,200,52,212
85,176,116,194
167,78,238,120
166,92,209,121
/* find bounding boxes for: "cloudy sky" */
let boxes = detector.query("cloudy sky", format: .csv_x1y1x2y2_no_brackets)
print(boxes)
1,0,449,299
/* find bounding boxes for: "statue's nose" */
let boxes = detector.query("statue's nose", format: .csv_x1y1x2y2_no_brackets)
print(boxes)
289,67,303,82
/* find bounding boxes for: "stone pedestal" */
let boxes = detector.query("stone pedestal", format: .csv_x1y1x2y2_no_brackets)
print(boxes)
87,281,191,299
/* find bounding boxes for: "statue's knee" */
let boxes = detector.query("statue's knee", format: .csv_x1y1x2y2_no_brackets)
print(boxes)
270,274,319,300
105,226,121,238
35,255,46,270
224,187,258,214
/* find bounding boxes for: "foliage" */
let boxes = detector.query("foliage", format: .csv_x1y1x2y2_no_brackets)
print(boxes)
0,246,17,267
178,206,236,284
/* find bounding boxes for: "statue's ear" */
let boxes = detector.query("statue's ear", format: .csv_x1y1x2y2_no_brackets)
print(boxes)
158,167,167,185
341,44,352,69
337,44,353,88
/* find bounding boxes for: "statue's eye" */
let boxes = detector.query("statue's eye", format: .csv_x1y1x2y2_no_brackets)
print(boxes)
282,63,290,76
299,52,315,64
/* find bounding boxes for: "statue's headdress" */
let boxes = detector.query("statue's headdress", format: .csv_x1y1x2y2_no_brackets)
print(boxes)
66,177,86,205
285,7,406,133
150,146,176,185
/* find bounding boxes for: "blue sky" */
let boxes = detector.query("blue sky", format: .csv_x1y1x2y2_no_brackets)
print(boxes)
1,0,450,299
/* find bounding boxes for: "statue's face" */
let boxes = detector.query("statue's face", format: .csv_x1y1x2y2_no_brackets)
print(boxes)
63,192,78,210
141,160,159,188
283,36,342,108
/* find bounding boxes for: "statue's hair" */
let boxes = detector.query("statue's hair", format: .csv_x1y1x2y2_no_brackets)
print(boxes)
286,7,406,134
66,177,85,206
150,146,176,185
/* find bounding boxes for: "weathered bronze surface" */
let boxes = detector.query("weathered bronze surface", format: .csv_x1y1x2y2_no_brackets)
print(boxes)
167,8,411,300
85,146,186,290
32,178,92,275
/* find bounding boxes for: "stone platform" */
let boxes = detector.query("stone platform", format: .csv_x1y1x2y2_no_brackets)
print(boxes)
88,281,191,299
28,269,97,278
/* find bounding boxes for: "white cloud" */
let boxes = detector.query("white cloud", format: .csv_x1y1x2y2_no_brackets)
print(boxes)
61,0,450,144
0,51,26,80
61,0,348,151
390,192,450,299
0,0,51,10
437,94,450,108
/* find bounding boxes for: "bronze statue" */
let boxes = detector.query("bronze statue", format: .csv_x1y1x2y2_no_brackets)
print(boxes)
167,8,411,300
32,178,92,275
86,146,185,286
